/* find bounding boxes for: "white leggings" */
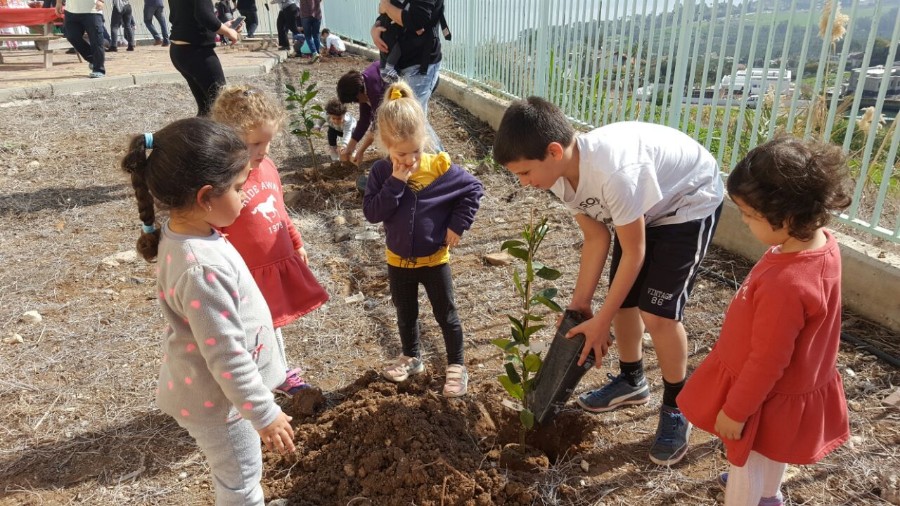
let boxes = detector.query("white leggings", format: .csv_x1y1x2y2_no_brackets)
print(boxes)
724,451,786,506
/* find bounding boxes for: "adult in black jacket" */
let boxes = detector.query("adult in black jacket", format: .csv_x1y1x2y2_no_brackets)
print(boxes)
371,0,444,148
168,0,240,116
236,0,259,37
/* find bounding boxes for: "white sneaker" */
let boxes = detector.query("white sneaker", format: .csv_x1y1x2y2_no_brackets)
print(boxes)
382,355,425,383
443,364,468,397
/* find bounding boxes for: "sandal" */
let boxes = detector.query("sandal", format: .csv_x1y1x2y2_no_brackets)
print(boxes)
443,364,468,397
383,355,425,383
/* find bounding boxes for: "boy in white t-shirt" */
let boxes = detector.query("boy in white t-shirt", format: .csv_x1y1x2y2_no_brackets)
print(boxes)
319,28,346,56
493,96,724,467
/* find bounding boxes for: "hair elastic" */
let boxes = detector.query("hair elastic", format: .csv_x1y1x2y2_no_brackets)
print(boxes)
141,223,157,234
389,88,403,100
144,132,154,149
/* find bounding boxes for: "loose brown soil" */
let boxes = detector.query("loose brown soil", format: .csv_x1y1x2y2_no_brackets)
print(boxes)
0,53,898,506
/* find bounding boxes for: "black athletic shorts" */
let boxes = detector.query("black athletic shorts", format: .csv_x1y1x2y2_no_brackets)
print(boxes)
609,203,722,321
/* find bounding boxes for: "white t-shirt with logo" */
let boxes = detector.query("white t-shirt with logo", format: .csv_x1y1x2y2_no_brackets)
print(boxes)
550,122,723,227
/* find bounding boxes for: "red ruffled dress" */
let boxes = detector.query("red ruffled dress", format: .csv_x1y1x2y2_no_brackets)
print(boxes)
678,231,849,467
220,157,328,327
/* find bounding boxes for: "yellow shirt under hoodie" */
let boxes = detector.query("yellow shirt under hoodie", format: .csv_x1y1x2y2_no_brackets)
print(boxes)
386,152,452,268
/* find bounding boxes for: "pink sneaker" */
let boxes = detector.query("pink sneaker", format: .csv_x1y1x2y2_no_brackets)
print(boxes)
274,368,311,398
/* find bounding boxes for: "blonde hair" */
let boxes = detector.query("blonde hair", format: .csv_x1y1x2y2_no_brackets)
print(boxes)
210,84,287,135
376,81,430,152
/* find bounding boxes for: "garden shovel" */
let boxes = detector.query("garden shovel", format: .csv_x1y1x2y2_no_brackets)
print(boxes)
527,310,597,425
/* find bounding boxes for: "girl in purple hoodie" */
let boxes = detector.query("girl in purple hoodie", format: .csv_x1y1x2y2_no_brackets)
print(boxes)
363,81,483,398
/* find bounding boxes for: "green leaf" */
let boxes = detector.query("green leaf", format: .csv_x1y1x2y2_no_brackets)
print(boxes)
534,288,558,300
512,269,524,297
535,266,562,280
498,375,524,400
505,363,521,384
520,409,535,429
500,239,525,251
285,84,296,93
524,324,545,338
538,297,564,313
301,70,311,81
491,337,511,350
524,314,544,322
510,326,523,344
286,104,296,110
506,247,529,261
524,353,542,372
305,83,316,94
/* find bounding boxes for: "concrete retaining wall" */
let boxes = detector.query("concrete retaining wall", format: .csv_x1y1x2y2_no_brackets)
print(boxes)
345,43,900,333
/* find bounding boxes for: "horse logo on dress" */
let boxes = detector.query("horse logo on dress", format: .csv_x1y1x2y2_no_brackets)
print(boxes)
251,194,279,223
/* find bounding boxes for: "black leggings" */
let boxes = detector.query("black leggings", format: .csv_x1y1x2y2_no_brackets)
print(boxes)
169,43,226,116
388,263,464,366
327,126,344,147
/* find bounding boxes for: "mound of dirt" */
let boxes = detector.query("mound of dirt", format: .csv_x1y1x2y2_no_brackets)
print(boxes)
266,371,594,505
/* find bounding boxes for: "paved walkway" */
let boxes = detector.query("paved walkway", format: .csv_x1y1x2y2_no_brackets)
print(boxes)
0,38,288,101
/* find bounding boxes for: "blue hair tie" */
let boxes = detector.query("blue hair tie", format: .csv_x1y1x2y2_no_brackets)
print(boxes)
141,223,157,234
144,132,154,149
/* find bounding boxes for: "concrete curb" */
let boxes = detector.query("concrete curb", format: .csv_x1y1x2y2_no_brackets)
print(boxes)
342,40,900,333
0,84,53,102
51,75,136,95
0,51,287,102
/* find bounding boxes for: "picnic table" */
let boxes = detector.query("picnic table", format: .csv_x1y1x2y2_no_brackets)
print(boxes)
0,7,66,68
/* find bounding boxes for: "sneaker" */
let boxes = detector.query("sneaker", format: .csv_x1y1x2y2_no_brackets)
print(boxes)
576,372,650,412
274,368,310,398
382,355,425,382
106,46,118,52
717,474,784,506
161,41,170,47
443,364,468,397
310,53,320,63
127,46,134,51
153,38,162,46
380,65,400,83
88,71,105,78
649,405,691,465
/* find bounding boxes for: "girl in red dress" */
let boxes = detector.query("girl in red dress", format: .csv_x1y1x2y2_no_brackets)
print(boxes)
211,85,329,397
678,136,852,506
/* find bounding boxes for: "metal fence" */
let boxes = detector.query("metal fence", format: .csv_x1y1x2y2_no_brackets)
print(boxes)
323,0,900,243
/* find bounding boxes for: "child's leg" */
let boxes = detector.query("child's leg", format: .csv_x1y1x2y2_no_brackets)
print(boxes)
180,417,264,506
725,451,786,506
327,127,341,160
421,264,463,365
760,454,787,502
388,265,421,359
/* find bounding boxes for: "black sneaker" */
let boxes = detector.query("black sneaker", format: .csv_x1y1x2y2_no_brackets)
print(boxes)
648,405,691,465
576,372,650,412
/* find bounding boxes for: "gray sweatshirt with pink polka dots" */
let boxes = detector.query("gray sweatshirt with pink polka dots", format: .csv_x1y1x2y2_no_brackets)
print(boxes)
154,225,287,430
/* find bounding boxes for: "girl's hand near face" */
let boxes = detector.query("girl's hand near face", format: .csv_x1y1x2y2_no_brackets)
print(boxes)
391,159,417,183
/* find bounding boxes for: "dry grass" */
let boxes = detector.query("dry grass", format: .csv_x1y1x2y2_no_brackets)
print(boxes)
0,54,897,505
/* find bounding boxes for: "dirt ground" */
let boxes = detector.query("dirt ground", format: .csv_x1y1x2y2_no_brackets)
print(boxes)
0,53,898,506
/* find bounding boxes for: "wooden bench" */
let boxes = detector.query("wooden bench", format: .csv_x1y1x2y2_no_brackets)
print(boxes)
0,33,65,68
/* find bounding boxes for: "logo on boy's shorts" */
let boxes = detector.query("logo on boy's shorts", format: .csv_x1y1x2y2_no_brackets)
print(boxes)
577,197,612,224
647,288,673,306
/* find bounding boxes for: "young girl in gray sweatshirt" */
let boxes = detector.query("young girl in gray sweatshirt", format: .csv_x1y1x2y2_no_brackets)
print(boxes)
121,117,295,506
